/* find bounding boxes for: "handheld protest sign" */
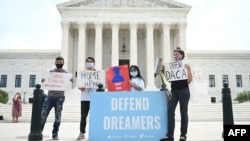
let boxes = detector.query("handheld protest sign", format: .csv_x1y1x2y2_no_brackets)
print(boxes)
106,65,131,91
154,57,162,77
165,60,188,81
77,70,106,88
41,72,72,91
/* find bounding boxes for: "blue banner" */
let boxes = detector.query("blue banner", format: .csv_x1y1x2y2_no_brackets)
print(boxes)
89,91,168,141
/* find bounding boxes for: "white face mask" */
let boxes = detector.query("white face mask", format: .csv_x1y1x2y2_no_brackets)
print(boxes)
130,71,138,77
86,62,94,68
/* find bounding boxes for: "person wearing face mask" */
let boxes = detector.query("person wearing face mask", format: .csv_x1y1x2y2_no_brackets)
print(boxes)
160,47,193,141
129,65,145,91
77,57,96,140
40,56,73,140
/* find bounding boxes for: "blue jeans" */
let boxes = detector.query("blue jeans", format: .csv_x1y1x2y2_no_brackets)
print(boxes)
41,96,65,136
167,87,190,138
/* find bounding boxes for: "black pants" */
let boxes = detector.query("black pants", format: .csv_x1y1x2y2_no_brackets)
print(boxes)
167,87,190,138
80,101,90,134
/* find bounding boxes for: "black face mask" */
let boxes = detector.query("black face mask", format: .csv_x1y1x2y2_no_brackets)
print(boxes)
56,64,64,69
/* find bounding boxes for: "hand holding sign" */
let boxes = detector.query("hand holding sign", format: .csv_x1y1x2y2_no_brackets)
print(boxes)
106,65,131,91
160,71,172,100
41,72,72,91
77,70,105,88
165,60,188,81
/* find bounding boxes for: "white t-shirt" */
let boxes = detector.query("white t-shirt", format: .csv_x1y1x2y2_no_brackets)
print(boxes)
80,88,97,101
130,77,145,91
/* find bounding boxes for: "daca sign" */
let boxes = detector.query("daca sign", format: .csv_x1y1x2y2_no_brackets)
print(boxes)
165,60,188,81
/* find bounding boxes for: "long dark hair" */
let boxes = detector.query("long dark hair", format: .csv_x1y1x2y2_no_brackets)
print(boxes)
129,65,144,81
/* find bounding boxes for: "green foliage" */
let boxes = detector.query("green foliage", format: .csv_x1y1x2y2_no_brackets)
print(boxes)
234,91,250,103
0,89,9,104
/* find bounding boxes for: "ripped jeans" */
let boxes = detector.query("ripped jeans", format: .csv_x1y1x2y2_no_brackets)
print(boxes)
41,96,65,136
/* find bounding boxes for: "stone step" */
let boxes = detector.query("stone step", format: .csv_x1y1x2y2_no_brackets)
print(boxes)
0,104,81,123
1,102,249,123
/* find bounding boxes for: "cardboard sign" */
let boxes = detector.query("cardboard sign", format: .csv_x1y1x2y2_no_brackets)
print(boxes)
42,72,72,91
77,70,106,88
106,65,131,91
89,91,168,141
165,60,188,81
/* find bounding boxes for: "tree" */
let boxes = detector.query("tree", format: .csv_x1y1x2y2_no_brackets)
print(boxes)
0,89,9,104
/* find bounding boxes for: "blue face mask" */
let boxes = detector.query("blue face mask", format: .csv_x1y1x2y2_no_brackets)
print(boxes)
130,71,138,77
86,62,94,68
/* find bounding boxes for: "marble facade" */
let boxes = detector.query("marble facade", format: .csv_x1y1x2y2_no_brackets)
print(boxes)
1,1,250,104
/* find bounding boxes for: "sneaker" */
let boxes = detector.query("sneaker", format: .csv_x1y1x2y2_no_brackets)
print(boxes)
77,132,85,140
52,134,59,140
160,136,174,141
179,136,186,141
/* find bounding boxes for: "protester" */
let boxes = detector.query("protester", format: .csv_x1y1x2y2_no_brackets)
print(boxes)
77,57,97,140
129,65,145,91
160,47,193,141
40,56,73,140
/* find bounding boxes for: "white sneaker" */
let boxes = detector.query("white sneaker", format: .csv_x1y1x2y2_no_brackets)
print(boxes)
77,132,85,140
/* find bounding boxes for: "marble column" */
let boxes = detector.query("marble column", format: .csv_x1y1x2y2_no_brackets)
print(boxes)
94,22,103,70
111,22,120,66
179,23,187,53
146,22,156,89
173,30,179,49
162,23,171,64
77,22,87,72
129,22,138,66
61,21,69,70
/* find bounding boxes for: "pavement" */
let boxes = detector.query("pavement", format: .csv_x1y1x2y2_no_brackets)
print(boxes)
2,121,249,141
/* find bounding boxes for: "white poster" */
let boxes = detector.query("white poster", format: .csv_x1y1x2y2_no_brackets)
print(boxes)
42,72,72,91
77,70,106,88
165,60,188,81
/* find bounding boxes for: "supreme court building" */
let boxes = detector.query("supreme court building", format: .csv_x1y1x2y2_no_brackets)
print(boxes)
1,0,250,104
56,0,191,90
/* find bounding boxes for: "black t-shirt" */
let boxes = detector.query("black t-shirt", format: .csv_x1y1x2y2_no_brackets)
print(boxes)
171,79,188,90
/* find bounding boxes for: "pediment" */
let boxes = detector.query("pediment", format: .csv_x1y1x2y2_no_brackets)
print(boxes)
57,0,191,9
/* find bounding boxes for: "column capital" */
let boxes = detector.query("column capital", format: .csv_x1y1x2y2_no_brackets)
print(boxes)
179,23,187,30
111,22,120,29
61,20,69,24
61,21,69,29
146,22,155,29
162,22,171,28
129,22,138,29
77,21,87,29
94,22,103,28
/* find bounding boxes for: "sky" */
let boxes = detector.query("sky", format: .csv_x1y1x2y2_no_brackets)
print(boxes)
0,0,250,50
